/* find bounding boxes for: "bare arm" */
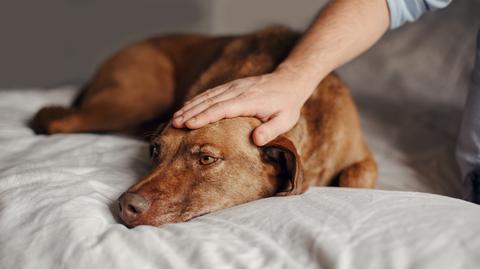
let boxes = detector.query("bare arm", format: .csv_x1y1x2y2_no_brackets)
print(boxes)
276,0,390,93
173,0,390,146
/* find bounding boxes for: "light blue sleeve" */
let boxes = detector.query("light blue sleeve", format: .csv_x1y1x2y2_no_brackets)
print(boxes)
386,0,452,29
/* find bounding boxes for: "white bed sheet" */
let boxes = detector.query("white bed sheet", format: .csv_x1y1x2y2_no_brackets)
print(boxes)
2,2,480,268
0,86,479,269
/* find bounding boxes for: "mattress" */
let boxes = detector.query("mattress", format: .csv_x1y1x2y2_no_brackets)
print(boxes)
0,85,479,269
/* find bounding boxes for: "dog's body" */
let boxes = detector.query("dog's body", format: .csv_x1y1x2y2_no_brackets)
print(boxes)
32,26,377,227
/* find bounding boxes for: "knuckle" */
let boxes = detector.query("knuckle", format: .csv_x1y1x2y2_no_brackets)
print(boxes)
205,89,215,98
182,110,194,119
185,99,197,107
211,102,230,117
237,91,253,101
185,105,204,118
211,102,225,111
227,82,239,91
213,85,225,92
205,97,215,106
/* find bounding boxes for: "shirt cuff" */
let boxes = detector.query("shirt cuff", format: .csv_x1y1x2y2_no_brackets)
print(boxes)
387,0,452,29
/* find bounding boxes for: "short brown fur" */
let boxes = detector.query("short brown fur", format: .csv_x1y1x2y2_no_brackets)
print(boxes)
32,26,377,227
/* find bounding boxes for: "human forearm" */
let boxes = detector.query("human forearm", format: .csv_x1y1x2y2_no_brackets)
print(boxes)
173,0,391,145
276,0,390,98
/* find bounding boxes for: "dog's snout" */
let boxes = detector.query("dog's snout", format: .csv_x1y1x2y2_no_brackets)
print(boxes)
118,192,150,225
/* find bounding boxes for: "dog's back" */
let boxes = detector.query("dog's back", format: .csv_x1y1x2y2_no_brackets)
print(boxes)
32,27,299,135
165,27,375,189
31,26,377,226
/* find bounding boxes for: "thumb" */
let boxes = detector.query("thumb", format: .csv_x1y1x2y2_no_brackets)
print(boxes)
253,114,292,146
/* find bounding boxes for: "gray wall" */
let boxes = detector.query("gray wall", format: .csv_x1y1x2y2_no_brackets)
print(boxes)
209,0,324,34
0,0,326,88
0,0,214,87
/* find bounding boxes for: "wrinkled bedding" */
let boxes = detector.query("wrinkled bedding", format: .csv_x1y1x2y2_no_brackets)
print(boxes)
0,83,478,269
2,1,480,268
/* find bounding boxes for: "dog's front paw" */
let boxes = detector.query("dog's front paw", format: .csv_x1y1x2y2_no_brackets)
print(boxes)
30,106,76,134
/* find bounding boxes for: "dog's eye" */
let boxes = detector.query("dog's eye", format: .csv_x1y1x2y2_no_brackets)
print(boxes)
199,155,218,165
150,144,160,160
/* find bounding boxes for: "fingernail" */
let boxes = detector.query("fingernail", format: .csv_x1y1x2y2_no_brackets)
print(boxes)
256,134,265,146
174,116,183,123
185,117,197,127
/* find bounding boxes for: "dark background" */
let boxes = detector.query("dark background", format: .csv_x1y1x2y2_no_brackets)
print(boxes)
0,0,322,88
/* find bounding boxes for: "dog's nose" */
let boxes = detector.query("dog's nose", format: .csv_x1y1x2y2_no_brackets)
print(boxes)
118,192,150,224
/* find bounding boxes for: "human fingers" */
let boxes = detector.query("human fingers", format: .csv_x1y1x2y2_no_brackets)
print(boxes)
174,89,242,127
183,98,254,129
252,113,296,146
174,84,229,118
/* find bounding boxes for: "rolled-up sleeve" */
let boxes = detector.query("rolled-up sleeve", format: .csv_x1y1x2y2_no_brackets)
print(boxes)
387,0,452,29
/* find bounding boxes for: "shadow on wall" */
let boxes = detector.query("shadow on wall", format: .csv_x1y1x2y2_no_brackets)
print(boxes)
339,0,479,138
337,0,480,197
0,0,212,88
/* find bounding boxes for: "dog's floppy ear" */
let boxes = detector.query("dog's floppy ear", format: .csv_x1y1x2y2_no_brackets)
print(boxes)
262,135,307,196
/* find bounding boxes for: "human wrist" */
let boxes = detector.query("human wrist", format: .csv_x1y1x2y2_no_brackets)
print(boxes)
274,60,327,101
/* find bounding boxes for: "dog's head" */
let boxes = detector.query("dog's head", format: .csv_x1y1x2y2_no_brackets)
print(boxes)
118,117,307,227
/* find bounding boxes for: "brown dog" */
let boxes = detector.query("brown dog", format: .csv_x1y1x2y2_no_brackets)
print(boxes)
31,26,377,227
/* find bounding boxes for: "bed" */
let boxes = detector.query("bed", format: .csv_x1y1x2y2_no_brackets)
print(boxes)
1,1,480,268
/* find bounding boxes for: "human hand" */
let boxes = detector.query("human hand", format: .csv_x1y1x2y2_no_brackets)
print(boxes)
172,69,314,146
